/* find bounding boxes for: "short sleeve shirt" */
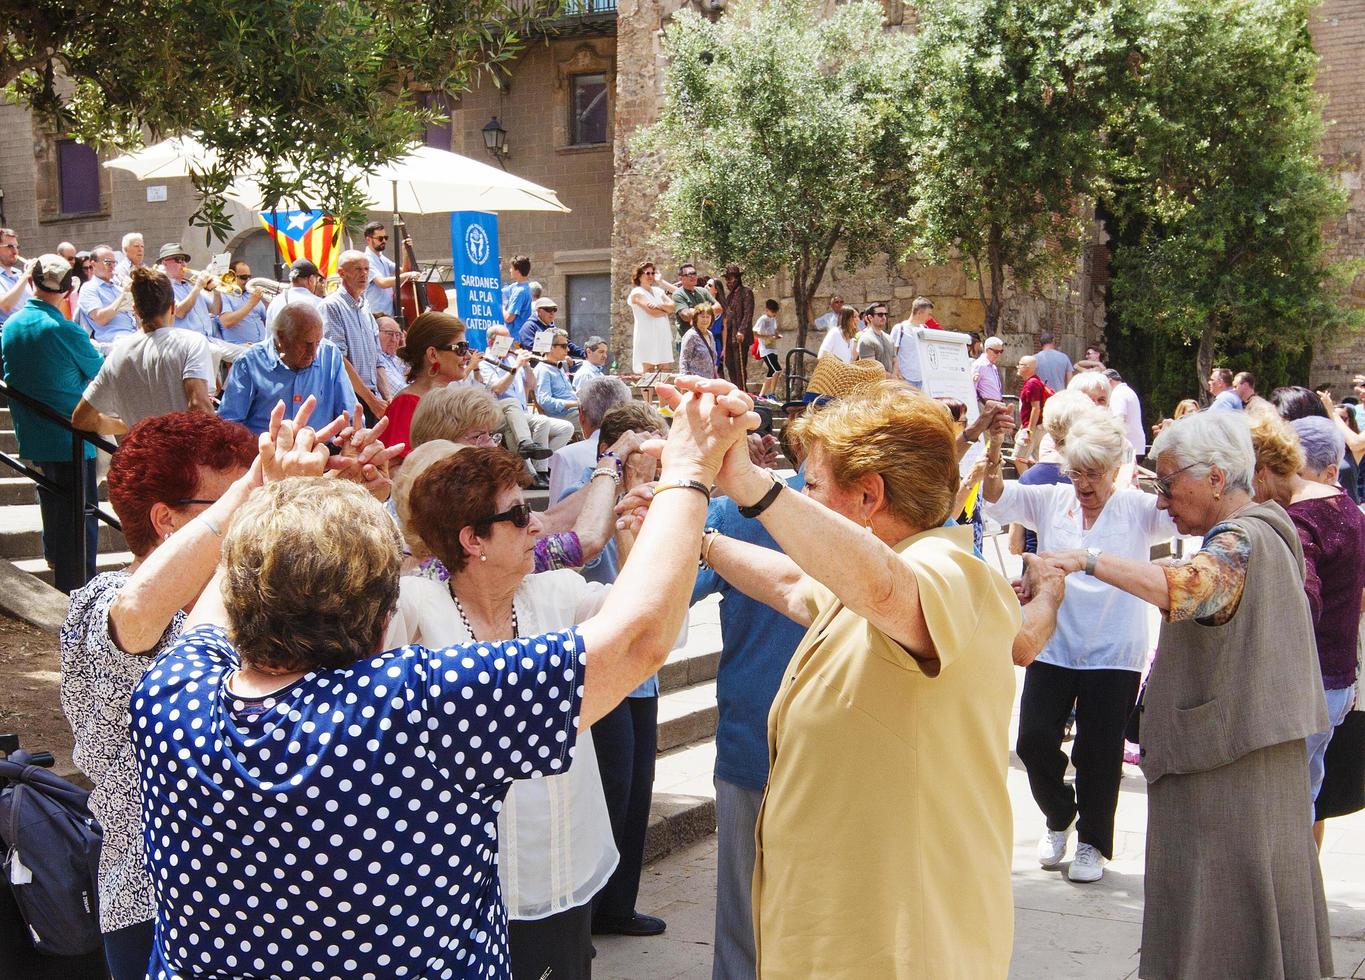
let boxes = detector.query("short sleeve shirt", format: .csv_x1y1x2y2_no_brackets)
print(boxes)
502,281,533,342
215,290,268,345
366,248,397,317
76,277,136,344
1033,348,1072,392
1018,375,1052,425
0,298,103,460
133,623,586,979
170,279,216,337
82,327,213,427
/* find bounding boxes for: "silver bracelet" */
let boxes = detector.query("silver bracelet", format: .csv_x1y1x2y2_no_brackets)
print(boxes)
590,466,621,486
198,514,224,538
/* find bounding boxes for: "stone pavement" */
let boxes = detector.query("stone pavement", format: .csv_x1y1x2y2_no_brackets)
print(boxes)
598,640,1365,979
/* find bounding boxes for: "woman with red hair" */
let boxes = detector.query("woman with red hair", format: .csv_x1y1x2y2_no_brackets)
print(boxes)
58,400,398,980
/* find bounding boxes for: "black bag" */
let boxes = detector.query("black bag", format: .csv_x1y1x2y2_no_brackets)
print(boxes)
1124,682,1145,746
0,750,104,956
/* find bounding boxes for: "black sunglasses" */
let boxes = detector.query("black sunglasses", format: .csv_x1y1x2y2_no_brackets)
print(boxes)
477,502,533,529
437,342,471,355
170,498,218,506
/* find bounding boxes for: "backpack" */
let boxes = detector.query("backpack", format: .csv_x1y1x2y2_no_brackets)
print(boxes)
0,750,103,956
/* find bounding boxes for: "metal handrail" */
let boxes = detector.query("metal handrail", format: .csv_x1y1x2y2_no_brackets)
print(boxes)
0,379,121,587
783,347,818,403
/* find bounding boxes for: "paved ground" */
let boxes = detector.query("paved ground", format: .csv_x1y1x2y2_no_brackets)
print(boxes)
598,626,1365,979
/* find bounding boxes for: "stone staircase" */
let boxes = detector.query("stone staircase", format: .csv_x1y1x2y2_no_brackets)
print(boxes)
0,398,723,863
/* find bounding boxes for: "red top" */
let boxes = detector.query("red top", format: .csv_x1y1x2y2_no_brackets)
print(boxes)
1019,375,1053,424
924,316,944,331
381,392,420,458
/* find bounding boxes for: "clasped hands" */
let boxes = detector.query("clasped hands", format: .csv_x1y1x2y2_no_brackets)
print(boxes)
254,397,404,500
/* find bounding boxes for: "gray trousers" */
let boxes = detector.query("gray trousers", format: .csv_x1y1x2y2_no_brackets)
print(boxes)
713,776,763,980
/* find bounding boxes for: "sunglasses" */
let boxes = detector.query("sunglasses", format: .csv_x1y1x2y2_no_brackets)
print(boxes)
437,342,471,355
371,235,389,243
477,502,533,529
170,498,219,506
551,342,569,349
1153,461,1200,498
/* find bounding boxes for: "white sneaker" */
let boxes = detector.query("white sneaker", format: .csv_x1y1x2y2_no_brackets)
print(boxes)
1067,842,1105,882
1038,827,1071,868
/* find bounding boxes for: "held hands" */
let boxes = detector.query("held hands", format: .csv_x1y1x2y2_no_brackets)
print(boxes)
1015,553,1067,605
968,400,1016,446
642,376,759,486
257,397,348,483
330,405,406,500
1039,549,1089,576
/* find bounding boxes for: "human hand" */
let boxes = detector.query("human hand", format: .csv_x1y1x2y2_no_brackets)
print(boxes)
644,376,758,485
747,432,780,469
258,397,347,482
198,273,216,290
328,406,404,496
604,429,645,461
1320,389,1335,412
1016,553,1066,605
614,481,658,534
1040,549,1088,576
964,456,990,487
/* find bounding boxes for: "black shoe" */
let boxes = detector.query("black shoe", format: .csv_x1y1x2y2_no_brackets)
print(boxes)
518,439,553,461
531,473,550,490
593,913,666,937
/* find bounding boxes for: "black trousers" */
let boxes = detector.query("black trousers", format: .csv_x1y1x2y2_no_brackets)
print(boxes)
590,695,658,923
35,458,99,594
508,902,593,980
1015,660,1140,859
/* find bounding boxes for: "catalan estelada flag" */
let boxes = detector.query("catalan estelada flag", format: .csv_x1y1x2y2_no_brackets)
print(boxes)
258,210,341,277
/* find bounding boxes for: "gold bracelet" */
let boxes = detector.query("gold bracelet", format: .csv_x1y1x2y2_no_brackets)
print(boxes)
699,528,721,568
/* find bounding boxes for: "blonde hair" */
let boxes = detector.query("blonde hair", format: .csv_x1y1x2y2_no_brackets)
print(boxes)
409,385,501,448
1249,411,1305,478
1042,389,1103,444
1172,399,1200,420
221,478,402,672
1061,411,1127,473
789,380,958,530
392,439,466,560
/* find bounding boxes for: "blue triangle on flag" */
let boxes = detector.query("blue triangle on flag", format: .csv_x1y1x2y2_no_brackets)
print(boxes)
262,210,326,242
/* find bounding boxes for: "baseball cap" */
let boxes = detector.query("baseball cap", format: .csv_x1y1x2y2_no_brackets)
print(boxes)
984,336,1005,350
290,259,322,280
158,242,191,262
533,297,559,311
30,254,72,291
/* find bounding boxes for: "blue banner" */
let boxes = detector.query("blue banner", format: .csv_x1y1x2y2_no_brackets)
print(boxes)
450,211,501,351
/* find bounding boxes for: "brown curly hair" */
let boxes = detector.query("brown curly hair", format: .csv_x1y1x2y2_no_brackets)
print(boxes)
406,447,530,574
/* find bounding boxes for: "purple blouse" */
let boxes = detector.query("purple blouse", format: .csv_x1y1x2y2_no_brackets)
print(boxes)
1288,493,1365,689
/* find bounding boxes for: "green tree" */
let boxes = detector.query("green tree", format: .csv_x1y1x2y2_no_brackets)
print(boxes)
907,0,1141,336
1104,0,1360,400
1,0,553,237
635,0,917,350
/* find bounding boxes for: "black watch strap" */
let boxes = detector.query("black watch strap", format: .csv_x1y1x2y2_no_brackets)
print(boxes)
738,472,785,519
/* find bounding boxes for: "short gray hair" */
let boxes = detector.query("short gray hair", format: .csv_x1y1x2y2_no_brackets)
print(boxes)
336,249,367,269
584,335,608,352
1061,411,1127,474
1043,390,1103,444
121,232,143,249
1067,371,1109,402
1292,416,1344,473
275,302,322,342
1150,410,1255,494
578,376,631,433
530,281,542,300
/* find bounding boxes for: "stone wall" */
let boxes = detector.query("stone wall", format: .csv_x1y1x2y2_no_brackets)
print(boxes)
1306,0,1365,390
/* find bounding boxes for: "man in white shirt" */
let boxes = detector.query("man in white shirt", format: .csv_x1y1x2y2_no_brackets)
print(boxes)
813,295,844,334
1105,368,1147,456
265,259,325,333
113,232,145,281
474,325,567,489
362,221,418,319
888,296,935,388
548,374,631,503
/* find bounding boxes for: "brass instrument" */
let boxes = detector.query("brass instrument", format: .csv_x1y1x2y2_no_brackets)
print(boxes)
324,274,342,296
244,277,290,297
219,268,243,296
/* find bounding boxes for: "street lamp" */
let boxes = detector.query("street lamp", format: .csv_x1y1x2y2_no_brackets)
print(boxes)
482,117,508,169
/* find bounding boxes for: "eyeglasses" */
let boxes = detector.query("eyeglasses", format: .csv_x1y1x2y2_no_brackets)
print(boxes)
1062,467,1110,485
477,502,533,529
97,259,116,266
873,311,888,318
437,342,471,355
370,235,388,243
551,342,569,349
170,497,219,506
467,430,503,447
681,270,697,278
1153,461,1201,498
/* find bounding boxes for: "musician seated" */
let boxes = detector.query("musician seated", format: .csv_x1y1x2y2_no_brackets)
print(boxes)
76,245,136,350
264,259,324,334
218,304,356,436
215,259,268,345
534,326,582,434
475,324,571,490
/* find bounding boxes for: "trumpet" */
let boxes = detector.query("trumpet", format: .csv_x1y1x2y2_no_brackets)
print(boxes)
218,268,243,296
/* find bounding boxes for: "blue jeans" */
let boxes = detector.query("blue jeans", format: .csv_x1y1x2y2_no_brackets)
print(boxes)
1308,684,1356,804
35,458,99,593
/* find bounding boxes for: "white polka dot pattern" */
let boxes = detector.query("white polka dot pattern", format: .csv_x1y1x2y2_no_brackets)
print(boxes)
130,623,586,979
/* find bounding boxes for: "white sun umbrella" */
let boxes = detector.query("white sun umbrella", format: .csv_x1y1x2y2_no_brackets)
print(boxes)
103,134,220,181
224,144,571,215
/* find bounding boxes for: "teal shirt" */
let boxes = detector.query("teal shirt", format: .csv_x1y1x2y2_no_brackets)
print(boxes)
0,298,103,460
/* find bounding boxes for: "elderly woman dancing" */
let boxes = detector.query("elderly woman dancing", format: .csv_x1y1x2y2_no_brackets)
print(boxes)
646,381,1022,978
1045,411,1332,980
984,409,1176,882
128,378,755,978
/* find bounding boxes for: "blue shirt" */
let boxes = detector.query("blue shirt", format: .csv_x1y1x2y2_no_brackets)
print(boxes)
132,623,585,979
75,278,136,344
691,474,809,791
534,362,577,420
0,298,103,460
214,290,267,345
0,264,31,328
218,338,357,436
1210,390,1243,412
170,279,216,337
503,280,532,343
572,360,604,392
365,248,396,317
319,289,380,397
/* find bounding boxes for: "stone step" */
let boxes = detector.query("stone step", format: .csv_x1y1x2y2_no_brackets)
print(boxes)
643,742,722,864
0,430,17,455
0,476,110,507
13,550,133,586
0,503,125,560
0,406,10,428
657,679,719,754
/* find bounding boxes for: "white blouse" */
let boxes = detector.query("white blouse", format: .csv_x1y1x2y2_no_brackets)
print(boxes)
383,570,618,920
817,329,855,363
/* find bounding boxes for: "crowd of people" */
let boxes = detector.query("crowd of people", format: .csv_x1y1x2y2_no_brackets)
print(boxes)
0,221,1361,980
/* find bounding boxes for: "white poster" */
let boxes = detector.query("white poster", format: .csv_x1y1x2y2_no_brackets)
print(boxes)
915,328,980,424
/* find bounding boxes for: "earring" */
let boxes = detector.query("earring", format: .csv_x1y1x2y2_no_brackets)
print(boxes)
479,553,487,563
1214,491,1222,501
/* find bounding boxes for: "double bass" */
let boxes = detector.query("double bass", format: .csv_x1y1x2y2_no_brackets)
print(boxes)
393,215,449,327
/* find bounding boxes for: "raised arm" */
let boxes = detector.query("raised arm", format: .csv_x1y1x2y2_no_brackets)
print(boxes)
700,533,811,627
218,289,265,328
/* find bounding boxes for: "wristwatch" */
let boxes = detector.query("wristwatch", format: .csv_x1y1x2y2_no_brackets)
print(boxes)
738,471,785,519
1084,547,1102,576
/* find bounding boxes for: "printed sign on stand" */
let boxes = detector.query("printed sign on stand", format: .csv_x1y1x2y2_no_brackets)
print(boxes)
915,328,979,425
450,211,501,351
